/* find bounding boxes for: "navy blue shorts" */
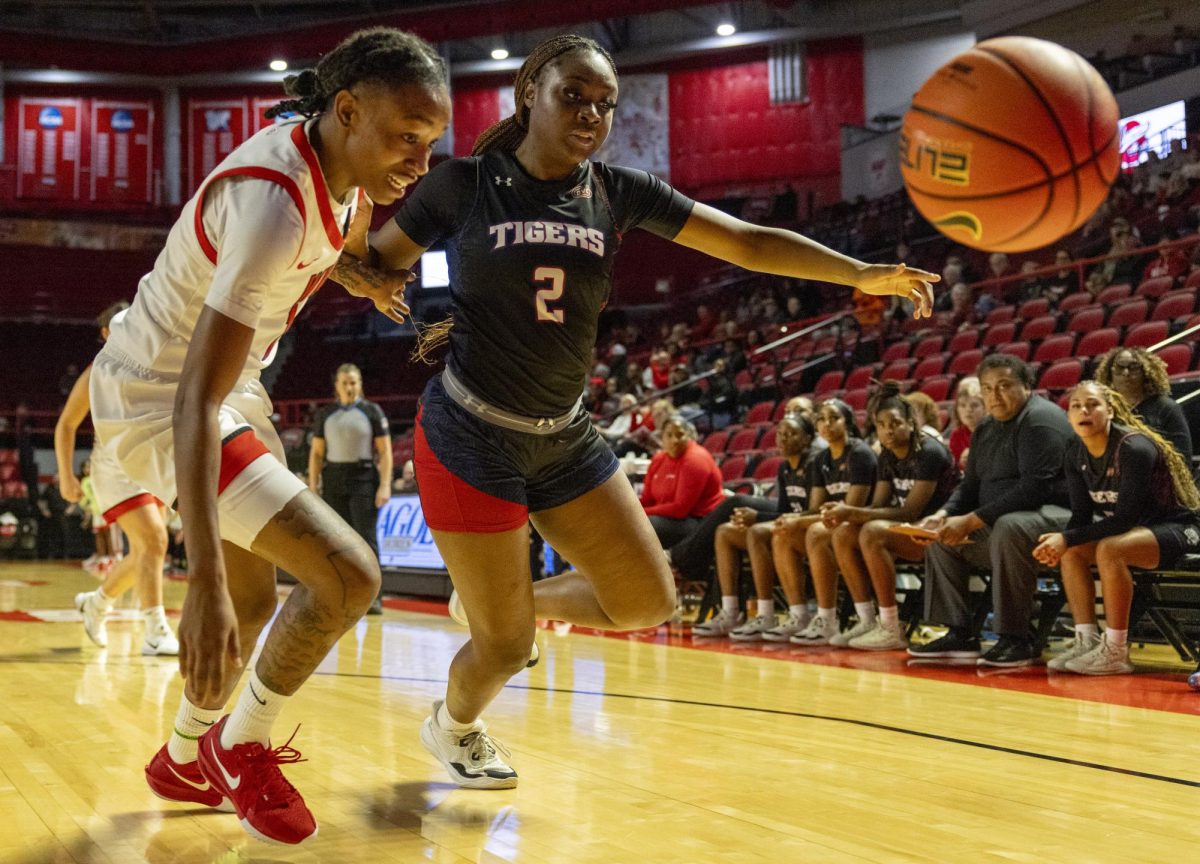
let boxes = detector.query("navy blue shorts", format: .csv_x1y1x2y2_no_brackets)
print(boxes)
414,376,619,533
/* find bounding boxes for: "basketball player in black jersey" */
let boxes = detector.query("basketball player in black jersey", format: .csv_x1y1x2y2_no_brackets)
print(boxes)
342,34,938,788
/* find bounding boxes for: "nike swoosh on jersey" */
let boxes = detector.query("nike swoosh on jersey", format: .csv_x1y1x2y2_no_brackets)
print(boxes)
296,258,320,269
209,738,241,790
167,762,212,792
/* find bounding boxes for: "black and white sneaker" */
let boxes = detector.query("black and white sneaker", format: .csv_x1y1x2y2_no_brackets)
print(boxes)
420,700,518,789
906,627,981,658
977,635,1040,667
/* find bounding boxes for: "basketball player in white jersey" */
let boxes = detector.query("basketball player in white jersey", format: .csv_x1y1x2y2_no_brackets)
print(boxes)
89,28,448,845
56,302,178,656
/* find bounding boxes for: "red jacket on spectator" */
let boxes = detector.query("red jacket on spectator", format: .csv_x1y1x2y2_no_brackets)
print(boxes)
1142,248,1188,283
949,424,972,470
640,441,725,519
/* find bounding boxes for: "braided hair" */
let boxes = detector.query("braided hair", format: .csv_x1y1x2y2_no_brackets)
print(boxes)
265,27,446,120
1070,381,1200,511
473,34,617,154
868,380,922,455
1093,346,1171,398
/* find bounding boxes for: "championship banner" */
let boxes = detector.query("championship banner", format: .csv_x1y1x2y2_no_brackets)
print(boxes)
17,97,82,200
90,101,154,203
186,98,249,195
595,74,670,180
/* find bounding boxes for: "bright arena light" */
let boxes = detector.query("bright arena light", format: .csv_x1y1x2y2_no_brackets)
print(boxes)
491,48,510,60
716,23,736,36
269,59,288,72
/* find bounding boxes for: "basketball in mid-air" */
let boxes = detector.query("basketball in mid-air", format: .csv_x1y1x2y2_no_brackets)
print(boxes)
900,36,1120,253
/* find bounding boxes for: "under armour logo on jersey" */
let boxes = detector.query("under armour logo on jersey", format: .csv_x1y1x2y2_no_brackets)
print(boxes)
494,175,512,186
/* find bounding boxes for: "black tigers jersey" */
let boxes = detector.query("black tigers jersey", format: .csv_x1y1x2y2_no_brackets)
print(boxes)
776,456,811,514
394,151,695,417
877,436,958,516
810,439,878,503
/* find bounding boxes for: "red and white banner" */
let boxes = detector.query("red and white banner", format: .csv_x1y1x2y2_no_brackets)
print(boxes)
251,96,299,133
90,101,154,203
17,97,82,200
186,98,249,195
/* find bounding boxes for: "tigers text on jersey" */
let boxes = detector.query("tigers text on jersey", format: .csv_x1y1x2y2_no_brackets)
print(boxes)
102,119,356,381
394,151,694,418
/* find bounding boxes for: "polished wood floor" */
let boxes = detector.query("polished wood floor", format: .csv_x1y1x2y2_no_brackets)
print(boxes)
1,561,1198,864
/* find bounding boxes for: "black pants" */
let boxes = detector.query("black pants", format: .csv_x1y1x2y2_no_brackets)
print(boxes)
322,465,379,557
667,494,777,582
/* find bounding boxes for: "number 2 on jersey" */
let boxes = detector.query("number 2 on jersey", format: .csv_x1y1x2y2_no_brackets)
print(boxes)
534,266,565,324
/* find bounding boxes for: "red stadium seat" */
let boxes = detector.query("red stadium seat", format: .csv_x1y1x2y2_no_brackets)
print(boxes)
948,348,984,377
1106,299,1148,329
947,329,980,354
1152,292,1196,322
1184,270,1200,292
1038,359,1083,391
753,455,785,481
1032,333,1075,364
1096,283,1132,305
996,342,1031,361
758,426,778,451
1019,315,1059,343
758,365,778,388
702,431,729,454
881,341,911,363
727,427,762,453
1057,292,1093,313
1076,327,1119,357
913,335,945,359
919,375,954,402
0,464,16,482
720,455,748,482
880,359,916,381
1136,276,1175,299
813,370,845,397
1018,298,1050,319
772,400,790,421
911,354,948,380
733,369,756,390
1156,343,1193,376
985,305,1015,326
1066,307,1106,334
982,321,1018,348
1125,321,1169,349
842,388,870,410
843,365,877,392
744,400,777,424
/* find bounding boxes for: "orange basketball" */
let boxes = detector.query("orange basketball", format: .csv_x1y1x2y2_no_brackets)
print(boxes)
900,36,1120,253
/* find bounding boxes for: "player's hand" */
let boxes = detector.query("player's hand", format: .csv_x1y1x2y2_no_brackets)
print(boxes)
821,502,851,528
375,484,391,509
855,263,939,319
343,194,374,262
60,474,83,503
334,258,414,324
772,513,801,535
729,507,758,529
1032,533,1067,567
178,581,242,706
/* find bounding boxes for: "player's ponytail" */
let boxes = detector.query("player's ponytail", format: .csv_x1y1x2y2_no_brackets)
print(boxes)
266,26,446,120
473,34,616,155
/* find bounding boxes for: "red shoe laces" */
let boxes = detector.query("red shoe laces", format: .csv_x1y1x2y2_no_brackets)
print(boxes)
238,726,308,808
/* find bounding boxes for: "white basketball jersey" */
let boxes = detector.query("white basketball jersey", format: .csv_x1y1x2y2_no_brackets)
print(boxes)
104,118,357,381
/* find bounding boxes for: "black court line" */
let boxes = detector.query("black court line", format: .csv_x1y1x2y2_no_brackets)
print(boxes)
6,656,1199,789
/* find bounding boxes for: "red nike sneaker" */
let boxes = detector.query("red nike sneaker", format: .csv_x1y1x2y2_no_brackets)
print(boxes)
144,744,232,811
196,717,317,845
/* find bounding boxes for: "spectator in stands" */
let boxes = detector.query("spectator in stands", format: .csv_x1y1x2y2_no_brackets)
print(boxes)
639,415,725,548
646,349,671,392
692,304,718,341
599,394,640,443
782,399,878,645
948,376,985,470
909,354,1073,666
1142,241,1189,283
985,252,1016,302
617,397,675,457
1181,147,1200,182
1092,218,1144,289
785,295,803,322
942,282,977,334
904,391,944,441
600,376,623,416
392,459,417,494
693,415,816,638
822,382,959,649
704,358,738,428
1095,347,1192,463
1017,260,1044,302
719,338,747,376
1041,249,1076,306
934,263,964,312
1033,381,1200,674
307,363,392,615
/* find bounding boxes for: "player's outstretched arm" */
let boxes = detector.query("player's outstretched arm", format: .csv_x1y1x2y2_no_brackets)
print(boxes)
331,197,420,324
671,202,938,318
54,366,92,503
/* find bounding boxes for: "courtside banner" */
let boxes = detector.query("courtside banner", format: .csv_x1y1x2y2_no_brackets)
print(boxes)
376,494,446,570
91,101,154,203
17,97,82,200
186,98,249,195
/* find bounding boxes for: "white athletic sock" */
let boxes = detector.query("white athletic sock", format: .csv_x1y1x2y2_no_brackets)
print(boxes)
854,601,876,625
141,606,168,629
817,606,837,621
721,595,739,616
1105,628,1128,649
879,605,899,627
221,668,289,749
167,697,223,764
1075,622,1099,641
756,599,775,619
93,586,115,610
788,603,810,622
438,699,477,734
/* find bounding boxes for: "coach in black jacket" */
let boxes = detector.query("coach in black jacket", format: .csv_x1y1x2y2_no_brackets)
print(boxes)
909,354,1073,667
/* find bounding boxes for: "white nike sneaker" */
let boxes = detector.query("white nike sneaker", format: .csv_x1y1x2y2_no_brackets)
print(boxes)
143,621,180,656
75,591,108,648
420,700,517,789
